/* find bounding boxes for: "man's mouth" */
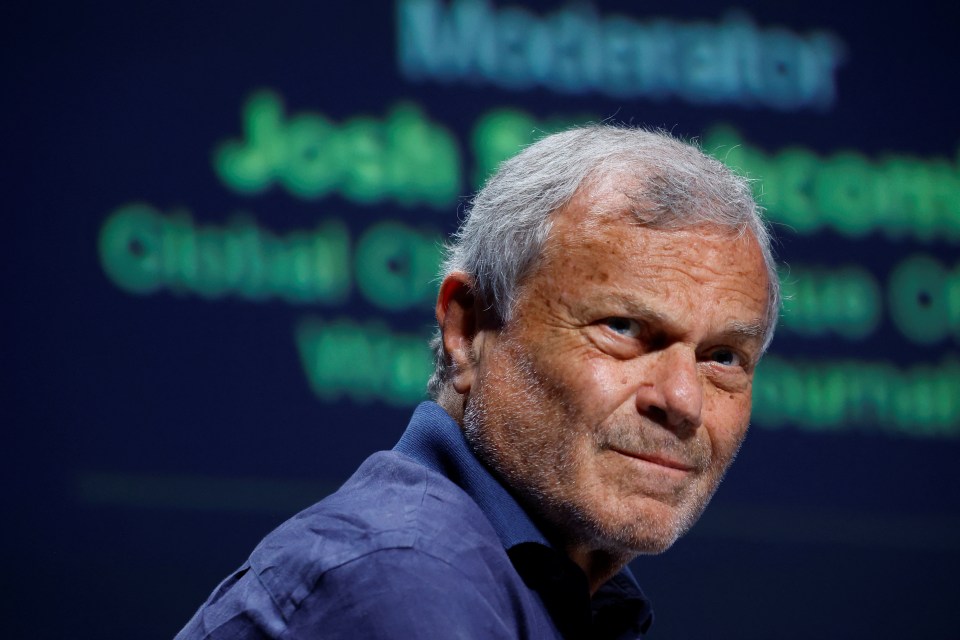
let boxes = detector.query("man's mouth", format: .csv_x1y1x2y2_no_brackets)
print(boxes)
609,447,697,474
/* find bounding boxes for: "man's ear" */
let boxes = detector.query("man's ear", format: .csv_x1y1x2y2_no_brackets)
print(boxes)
436,272,482,394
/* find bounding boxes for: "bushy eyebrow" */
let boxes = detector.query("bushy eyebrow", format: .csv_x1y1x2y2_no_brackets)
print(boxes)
726,320,766,341
587,294,767,346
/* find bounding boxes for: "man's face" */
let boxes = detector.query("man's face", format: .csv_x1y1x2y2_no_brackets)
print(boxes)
461,189,770,556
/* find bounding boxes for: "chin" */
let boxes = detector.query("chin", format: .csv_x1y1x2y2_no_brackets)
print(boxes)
581,498,703,557
622,529,685,556
600,521,685,556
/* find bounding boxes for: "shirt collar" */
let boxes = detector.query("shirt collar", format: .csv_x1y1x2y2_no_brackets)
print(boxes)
393,401,549,549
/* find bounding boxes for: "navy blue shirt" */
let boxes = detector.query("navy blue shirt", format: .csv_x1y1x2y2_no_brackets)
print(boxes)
176,402,653,639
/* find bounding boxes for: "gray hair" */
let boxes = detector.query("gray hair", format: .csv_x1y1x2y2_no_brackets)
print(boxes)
427,124,780,398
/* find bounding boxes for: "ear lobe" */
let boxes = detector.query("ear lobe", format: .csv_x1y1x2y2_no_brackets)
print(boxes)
436,272,481,394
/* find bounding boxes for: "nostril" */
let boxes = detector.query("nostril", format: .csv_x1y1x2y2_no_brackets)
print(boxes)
646,405,668,425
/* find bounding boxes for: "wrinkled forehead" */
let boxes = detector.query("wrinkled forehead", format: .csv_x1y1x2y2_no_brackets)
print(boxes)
542,179,749,259
529,167,778,351
530,190,772,331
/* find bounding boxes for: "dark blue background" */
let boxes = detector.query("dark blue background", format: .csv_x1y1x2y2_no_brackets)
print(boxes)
7,1,960,638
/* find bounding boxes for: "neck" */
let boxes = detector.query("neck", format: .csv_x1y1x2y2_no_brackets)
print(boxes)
565,545,632,596
437,390,632,595
436,387,465,423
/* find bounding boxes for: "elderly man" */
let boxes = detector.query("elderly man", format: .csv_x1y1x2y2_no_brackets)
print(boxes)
177,125,779,639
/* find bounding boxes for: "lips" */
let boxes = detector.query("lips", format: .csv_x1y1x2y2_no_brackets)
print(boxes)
609,447,698,473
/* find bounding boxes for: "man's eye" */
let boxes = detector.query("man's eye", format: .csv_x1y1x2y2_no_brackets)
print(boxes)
708,348,742,367
603,317,642,338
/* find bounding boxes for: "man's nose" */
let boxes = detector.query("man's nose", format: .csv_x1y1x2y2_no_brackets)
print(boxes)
635,345,703,435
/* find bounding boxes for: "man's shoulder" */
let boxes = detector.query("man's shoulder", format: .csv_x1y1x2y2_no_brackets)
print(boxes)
176,450,532,639
264,451,496,552
253,450,512,609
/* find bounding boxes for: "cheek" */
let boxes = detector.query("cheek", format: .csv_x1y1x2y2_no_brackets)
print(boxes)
575,372,633,431
703,391,752,460
520,342,589,394
552,352,636,409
